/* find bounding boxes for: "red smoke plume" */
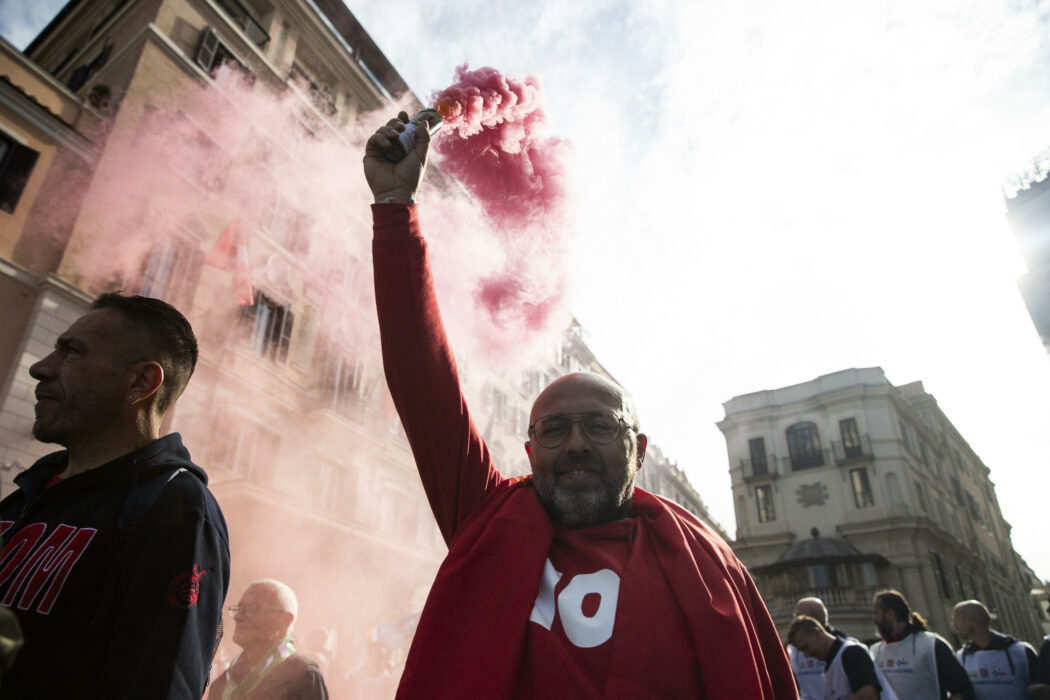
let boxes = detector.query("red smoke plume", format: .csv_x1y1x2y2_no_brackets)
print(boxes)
431,65,572,330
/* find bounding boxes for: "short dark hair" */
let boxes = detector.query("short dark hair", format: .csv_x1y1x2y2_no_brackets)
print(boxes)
787,615,823,645
91,293,198,413
874,589,927,631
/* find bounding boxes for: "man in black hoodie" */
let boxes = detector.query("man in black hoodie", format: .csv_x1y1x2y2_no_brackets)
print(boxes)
0,293,230,698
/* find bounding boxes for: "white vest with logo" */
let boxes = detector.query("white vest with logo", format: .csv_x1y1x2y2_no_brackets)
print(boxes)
789,643,824,700
870,630,941,699
957,642,1032,699
825,638,899,700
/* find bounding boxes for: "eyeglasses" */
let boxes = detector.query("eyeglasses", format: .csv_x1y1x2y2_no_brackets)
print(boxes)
528,411,635,448
228,604,283,616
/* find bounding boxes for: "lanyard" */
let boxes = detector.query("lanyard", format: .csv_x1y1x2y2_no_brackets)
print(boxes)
222,636,296,700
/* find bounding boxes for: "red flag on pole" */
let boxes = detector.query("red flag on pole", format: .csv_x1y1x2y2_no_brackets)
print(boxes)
204,218,253,306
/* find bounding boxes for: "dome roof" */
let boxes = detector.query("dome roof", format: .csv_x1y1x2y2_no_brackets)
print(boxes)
775,537,865,564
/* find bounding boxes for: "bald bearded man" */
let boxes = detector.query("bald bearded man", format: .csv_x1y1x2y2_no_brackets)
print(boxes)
364,113,796,699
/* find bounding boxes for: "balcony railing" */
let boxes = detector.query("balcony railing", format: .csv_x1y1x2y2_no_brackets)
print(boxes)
832,435,873,464
742,455,780,482
787,448,829,472
214,0,270,49
765,586,880,622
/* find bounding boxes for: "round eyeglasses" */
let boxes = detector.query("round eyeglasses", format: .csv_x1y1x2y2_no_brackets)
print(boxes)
528,411,635,448
228,604,283,616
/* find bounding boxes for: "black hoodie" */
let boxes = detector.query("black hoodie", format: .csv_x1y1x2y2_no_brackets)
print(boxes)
0,433,230,698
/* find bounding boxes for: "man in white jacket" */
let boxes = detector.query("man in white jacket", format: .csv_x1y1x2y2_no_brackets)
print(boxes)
789,616,897,700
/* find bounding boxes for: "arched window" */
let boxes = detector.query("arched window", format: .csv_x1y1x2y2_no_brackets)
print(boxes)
787,422,824,470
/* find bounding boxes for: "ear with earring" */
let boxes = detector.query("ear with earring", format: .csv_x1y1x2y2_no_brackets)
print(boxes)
127,394,138,402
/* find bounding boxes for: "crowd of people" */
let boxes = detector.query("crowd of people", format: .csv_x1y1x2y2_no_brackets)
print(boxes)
0,111,1046,698
787,591,1050,700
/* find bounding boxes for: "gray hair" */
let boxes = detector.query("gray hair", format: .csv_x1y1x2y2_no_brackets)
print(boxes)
248,579,298,631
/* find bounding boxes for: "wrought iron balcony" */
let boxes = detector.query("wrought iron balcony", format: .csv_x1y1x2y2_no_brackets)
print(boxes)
215,0,270,49
832,435,872,464
787,448,829,471
742,455,780,482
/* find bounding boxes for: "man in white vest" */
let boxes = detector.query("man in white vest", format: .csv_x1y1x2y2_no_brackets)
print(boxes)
788,616,897,700
790,597,856,700
952,600,1038,699
869,589,975,700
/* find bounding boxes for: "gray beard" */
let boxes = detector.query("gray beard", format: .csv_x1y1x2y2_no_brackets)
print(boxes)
533,472,633,529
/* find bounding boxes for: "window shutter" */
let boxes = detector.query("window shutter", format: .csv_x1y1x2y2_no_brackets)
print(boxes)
195,27,219,72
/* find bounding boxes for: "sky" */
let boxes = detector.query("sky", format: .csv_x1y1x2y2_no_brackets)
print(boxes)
2,0,1049,580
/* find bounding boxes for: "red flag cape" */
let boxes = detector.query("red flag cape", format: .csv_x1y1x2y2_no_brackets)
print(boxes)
396,480,798,699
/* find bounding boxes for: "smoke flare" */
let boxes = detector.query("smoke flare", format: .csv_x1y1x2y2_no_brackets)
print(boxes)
431,64,573,331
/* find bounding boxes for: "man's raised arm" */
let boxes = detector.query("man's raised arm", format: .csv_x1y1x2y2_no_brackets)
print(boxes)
365,113,504,543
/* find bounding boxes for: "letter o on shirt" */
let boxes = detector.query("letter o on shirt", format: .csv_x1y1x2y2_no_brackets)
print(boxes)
557,569,620,648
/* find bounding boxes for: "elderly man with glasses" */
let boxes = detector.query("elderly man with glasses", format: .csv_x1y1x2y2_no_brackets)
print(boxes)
208,580,327,700
363,114,795,699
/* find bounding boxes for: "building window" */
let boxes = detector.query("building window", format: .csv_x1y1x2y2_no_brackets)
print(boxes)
899,420,912,450
748,437,768,476
755,485,775,522
555,343,571,370
965,492,984,525
514,406,529,440
931,552,952,598
139,237,201,309
850,468,874,508
919,442,931,469
211,421,279,484
953,564,966,599
914,481,928,512
243,292,294,363
483,385,508,421
290,62,338,116
861,562,877,587
318,462,340,512
65,40,113,92
195,27,249,78
839,418,862,459
258,196,310,256
787,422,824,470
321,350,368,415
0,133,39,213
212,1,270,48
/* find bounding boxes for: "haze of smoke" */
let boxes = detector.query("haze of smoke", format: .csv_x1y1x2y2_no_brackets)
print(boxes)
19,63,578,691
431,64,575,342
67,64,575,366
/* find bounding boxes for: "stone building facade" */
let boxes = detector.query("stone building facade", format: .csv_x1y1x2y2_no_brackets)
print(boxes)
718,367,1043,646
